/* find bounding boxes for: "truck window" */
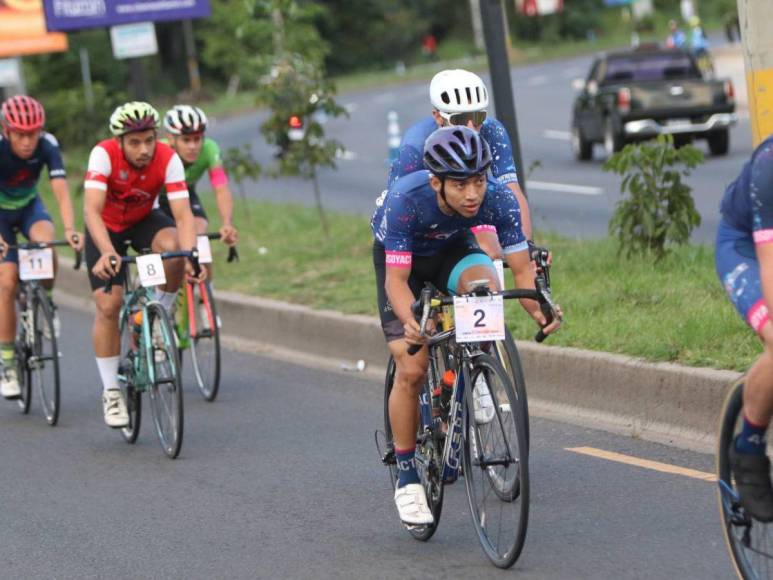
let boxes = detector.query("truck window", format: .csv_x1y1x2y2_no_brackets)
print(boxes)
602,53,700,83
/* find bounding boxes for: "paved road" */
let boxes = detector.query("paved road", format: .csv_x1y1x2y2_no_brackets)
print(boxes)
0,305,735,578
208,50,752,243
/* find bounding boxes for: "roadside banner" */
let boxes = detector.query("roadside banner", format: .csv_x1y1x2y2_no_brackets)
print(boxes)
42,0,211,31
110,21,158,59
0,59,23,87
516,0,563,16
0,0,68,58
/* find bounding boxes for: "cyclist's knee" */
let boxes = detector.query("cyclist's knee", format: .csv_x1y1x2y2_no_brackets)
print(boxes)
0,265,18,295
395,360,427,390
94,293,121,321
152,228,180,254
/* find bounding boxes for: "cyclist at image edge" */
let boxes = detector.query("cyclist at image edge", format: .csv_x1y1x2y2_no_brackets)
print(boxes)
717,135,773,522
158,105,238,268
387,69,533,258
373,126,562,526
0,95,82,399
83,102,201,428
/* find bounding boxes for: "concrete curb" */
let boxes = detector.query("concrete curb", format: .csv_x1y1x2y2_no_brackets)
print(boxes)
56,257,739,452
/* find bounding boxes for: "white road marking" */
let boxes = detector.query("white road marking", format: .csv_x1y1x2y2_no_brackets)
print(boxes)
526,181,604,196
561,66,584,78
527,75,548,87
543,129,571,141
336,149,358,161
374,92,396,104
344,103,359,114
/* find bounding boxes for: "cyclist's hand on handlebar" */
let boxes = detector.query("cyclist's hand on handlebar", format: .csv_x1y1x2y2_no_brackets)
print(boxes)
219,224,238,246
404,319,426,346
185,258,206,283
532,302,563,336
66,230,84,252
93,253,121,280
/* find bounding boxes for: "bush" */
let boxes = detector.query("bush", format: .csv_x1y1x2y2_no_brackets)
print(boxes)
603,135,704,260
40,83,122,150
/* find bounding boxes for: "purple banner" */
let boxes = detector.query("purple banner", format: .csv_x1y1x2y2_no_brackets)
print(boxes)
43,0,211,31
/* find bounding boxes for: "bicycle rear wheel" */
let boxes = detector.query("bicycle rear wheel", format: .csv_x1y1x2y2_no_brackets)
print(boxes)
717,379,773,579
30,288,60,426
118,309,141,444
147,303,184,459
463,353,529,569
15,339,31,415
188,281,221,401
383,355,444,541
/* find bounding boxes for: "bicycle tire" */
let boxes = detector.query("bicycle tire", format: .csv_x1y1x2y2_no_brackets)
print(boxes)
495,327,530,449
118,308,141,444
717,379,773,579
31,287,60,426
15,336,31,415
189,281,221,401
463,353,529,569
383,355,444,541
146,303,184,459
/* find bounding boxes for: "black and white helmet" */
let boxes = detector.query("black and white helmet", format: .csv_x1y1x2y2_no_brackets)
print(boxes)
163,105,208,135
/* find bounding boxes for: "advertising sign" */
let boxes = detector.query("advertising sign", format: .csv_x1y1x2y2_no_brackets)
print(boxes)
0,0,68,58
43,0,211,31
516,0,563,17
110,21,157,59
0,59,22,87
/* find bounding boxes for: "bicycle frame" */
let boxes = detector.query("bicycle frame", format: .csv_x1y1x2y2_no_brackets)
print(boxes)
118,286,160,391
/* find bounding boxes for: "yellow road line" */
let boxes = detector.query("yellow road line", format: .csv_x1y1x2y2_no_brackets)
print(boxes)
566,446,717,482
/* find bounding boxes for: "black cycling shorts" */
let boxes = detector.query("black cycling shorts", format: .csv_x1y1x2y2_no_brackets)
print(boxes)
85,210,175,291
373,232,491,342
158,186,208,221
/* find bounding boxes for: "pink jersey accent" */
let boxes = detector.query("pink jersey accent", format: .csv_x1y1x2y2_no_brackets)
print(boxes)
87,140,187,233
748,299,771,334
754,229,773,245
208,166,229,189
385,251,412,269
471,224,497,234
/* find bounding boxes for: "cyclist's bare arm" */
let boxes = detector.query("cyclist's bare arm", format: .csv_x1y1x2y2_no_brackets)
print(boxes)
508,182,532,240
168,196,197,252
84,187,119,279
212,177,238,245
50,177,82,250
504,248,559,333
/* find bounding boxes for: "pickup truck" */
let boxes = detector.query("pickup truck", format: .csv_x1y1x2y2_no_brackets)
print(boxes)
570,46,737,160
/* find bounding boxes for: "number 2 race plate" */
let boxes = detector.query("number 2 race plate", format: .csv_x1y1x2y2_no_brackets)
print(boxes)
453,295,505,343
19,248,54,281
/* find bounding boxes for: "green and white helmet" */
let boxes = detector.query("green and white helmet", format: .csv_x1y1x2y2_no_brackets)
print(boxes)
109,102,160,136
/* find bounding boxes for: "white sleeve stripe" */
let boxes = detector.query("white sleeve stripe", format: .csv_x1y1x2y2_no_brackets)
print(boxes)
167,191,190,201
503,241,529,255
87,146,111,176
84,180,107,191
166,154,187,184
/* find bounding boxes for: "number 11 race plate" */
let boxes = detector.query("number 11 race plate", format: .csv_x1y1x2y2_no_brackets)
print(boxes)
453,295,505,343
19,248,54,281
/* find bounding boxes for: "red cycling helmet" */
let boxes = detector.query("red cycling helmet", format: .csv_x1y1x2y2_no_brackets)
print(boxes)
1,95,45,132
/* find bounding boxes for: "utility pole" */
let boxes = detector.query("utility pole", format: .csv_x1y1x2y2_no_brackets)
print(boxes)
479,0,527,196
469,0,485,51
736,0,773,146
182,20,201,96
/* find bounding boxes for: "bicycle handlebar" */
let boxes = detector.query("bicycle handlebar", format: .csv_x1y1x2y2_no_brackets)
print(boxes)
204,232,239,263
1,237,83,270
102,249,201,294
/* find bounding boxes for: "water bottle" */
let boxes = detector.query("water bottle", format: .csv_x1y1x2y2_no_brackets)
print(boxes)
439,369,456,416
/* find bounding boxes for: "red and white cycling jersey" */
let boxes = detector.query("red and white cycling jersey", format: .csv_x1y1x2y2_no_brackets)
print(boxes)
84,139,188,232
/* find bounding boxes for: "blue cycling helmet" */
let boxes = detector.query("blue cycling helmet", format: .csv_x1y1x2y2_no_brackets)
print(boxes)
423,126,492,180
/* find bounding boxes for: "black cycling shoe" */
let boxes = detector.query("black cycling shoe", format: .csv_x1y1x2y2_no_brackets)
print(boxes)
730,436,773,523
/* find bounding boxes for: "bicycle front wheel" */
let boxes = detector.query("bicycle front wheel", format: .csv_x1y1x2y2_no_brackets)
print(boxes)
15,339,31,415
118,308,141,444
31,288,60,426
495,328,529,449
383,355,444,541
717,379,773,579
146,303,184,458
188,281,221,401
463,353,529,569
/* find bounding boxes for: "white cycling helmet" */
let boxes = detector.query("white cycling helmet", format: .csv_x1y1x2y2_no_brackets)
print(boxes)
429,69,489,113
163,105,208,135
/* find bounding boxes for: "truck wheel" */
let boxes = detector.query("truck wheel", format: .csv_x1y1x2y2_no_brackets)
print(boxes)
571,124,593,161
708,129,730,156
603,118,624,157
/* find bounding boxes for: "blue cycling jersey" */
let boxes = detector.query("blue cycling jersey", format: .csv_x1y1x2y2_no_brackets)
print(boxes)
720,135,773,242
387,116,519,188
371,170,528,267
0,132,66,210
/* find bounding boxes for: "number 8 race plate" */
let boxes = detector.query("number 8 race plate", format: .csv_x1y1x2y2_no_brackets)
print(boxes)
453,295,505,343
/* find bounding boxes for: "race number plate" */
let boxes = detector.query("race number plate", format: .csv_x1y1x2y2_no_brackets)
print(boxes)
196,235,213,264
136,254,166,287
19,248,54,281
453,295,505,343
493,259,505,290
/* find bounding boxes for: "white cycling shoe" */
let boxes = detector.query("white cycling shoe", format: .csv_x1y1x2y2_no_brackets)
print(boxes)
394,483,434,526
102,389,129,428
1,367,21,399
473,375,496,424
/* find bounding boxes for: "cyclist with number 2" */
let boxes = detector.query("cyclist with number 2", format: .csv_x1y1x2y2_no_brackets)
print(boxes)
0,96,82,400
372,126,561,525
83,102,201,428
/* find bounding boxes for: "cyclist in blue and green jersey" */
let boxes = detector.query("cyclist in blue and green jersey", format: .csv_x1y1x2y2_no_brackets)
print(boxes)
0,95,81,399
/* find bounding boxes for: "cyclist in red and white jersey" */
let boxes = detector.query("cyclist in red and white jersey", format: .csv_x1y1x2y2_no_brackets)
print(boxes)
83,102,200,428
